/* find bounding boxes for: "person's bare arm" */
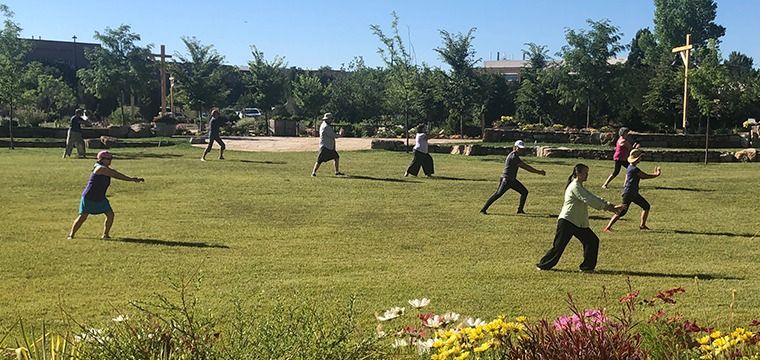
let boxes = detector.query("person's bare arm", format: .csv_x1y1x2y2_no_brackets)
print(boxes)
638,166,661,180
95,167,144,182
519,162,546,176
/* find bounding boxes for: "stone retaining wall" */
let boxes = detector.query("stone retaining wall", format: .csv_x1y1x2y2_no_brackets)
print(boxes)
0,139,173,149
370,140,753,162
0,124,160,139
483,128,748,148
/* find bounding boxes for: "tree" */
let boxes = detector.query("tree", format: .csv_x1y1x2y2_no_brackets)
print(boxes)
20,62,76,117
371,12,420,145
326,57,385,123
170,36,229,126
516,43,553,123
292,73,328,123
653,0,725,50
77,25,157,125
434,28,479,134
689,39,728,129
556,19,625,128
0,4,29,148
244,46,289,127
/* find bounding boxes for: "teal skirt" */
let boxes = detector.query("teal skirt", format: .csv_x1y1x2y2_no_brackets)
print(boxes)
79,196,112,215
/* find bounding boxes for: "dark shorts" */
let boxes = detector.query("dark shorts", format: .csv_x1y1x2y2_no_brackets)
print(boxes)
317,147,339,164
619,192,651,216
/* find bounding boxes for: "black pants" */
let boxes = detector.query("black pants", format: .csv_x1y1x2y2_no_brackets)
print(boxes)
619,193,650,217
406,151,434,176
205,134,225,153
611,160,628,177
481,177,528,212
537,219,600,271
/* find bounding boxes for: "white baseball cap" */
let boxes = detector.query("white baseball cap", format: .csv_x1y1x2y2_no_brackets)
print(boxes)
514,140,526,148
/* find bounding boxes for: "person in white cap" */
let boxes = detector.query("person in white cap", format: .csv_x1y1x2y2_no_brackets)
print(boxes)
602,148,661,232
311,112,344,176
480,140,546,215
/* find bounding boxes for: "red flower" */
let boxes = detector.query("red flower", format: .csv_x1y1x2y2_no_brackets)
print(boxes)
648,309,666,323
618,291,640,304
749,320,760,327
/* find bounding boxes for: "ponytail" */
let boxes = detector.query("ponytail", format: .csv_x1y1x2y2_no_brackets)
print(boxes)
565,163,588,189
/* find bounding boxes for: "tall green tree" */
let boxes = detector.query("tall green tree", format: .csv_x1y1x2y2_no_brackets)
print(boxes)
170,36,229,125
556,19,624,128
434,28,479,134
653,0,725,50
20,62,76,117
0,4,29,147
515,43,553,123
689,39,729,129
326,57,385,122
77,25,156,124
292,73,329,123
244,46,289,123
371,12,419,142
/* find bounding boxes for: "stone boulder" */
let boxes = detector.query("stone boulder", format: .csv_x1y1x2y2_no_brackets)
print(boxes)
189,137,208,144
128,123,152,138
734,148,757,162
108,125,130,138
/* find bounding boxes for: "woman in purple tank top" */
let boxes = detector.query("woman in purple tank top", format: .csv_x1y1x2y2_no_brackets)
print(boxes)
67,150,145,240
601,127,638,189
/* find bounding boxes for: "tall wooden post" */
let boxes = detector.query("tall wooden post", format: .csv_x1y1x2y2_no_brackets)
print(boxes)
672,34,692,131
152,45,172,116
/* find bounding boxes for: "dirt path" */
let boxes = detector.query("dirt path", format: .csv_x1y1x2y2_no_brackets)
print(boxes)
191,136,479,152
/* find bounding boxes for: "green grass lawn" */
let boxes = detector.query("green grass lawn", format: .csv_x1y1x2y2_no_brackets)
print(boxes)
1,144,758,341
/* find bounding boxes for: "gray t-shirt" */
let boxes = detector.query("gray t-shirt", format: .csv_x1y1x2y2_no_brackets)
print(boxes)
501,151,523,180
319,121,336,150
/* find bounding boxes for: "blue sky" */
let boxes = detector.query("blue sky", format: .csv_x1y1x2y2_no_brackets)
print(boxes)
4,0,758,69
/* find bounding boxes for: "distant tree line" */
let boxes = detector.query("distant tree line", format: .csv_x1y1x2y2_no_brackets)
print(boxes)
0,0,758,134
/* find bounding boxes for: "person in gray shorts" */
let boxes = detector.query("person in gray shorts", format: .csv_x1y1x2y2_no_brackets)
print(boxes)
480,140,546,215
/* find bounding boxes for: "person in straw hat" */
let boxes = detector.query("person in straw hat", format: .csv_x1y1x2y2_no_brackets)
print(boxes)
603,148,661,232
311,112,344,176
67,150,145,240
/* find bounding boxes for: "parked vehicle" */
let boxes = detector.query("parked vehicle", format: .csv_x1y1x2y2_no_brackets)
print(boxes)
238,107,262,119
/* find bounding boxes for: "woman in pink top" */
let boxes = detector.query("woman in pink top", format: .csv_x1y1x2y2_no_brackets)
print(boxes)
602,127,638,189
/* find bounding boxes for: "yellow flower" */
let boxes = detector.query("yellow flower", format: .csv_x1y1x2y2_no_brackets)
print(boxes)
454,351,470,360
698,335,712,345
710,330,722,339
474,340,493,353
515,316,527,323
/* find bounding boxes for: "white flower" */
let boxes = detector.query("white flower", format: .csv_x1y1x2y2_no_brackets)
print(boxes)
376,323,387,338
415,338,435,354
112,315,128,322
408,298,431,309
465,317,486,327
392,338,409,348
376,307,405,321
442,312,460,324
423,315,443,328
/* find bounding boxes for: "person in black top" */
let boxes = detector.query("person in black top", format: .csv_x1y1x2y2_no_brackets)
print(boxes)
480,140,546,215
63,109,86,158
201,108,226,161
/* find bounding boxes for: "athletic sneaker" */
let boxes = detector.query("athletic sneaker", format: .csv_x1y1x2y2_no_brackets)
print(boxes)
580,269,596,274
335,172,345,176
311,172,317,177
516,209,526,214
102,235,111,240
66,235,74,240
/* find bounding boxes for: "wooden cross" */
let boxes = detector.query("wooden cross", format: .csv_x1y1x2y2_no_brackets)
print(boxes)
672,34,693,130
151,45,173,116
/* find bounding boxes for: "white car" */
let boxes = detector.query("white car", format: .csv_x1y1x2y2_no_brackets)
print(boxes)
239,108,262,119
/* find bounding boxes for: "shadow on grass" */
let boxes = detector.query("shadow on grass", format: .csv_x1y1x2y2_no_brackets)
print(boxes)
552,268,743,280
107,237,230,249
428,176,491,182
484,213,622,221
662,229,759,238
339,175,422,183
237,159,288,165
650,186,715,192
116,153,185,160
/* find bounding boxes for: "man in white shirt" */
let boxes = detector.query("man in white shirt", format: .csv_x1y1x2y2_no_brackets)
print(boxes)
312,112,344,176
